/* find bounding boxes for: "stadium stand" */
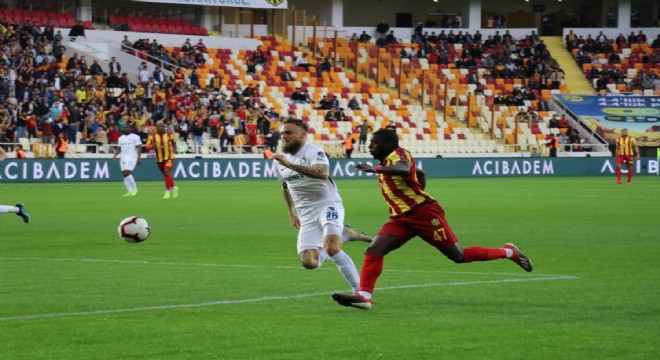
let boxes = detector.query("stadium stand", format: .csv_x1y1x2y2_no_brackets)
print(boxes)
0,5,620,159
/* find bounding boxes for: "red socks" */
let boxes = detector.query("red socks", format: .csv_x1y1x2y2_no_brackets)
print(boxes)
463,246,507,263
359,253,383,294
164,174,174,190
616,167,622,180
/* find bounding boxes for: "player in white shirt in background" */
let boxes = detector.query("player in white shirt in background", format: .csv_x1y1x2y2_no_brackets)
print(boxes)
271,118,371,294
113,125,143,196
0,147,30,223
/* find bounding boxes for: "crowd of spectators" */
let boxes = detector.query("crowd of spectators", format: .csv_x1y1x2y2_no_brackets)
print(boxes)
567,30,660,93
0,18,282,155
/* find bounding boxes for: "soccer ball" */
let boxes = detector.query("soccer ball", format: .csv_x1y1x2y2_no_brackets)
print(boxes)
118,216,151,243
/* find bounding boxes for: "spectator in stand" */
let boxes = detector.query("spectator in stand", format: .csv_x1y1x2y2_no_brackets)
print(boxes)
385,31,398,45
290,87,307,104
109,57,121,75
545,134,558,157
89,60,103,76
41,115,55,144
530,147,541,158
121,35,132,52
181,39,193,53
558,115,570,133
376,20,389,40
612,36,626,54
636,30,647,44
193,39,208,53
355,120,372,152
569,130,581,152
608,51,621,65
347,97,360,110
316,95,331,110
179,52,195,69
652,35,660,49
359,31,372,43
295,53,310,71
317,57,332,76
189,70,200,88
252,45,266,65
194,51,206,67
325,107,346,122
107,124,121,144
153,65,165,85
68,21,86,41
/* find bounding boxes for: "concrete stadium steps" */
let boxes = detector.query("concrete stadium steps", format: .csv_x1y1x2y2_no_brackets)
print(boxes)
541,36,595,95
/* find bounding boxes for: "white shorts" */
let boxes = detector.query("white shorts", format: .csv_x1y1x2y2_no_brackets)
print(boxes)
296,203,345,254
120,158,137,172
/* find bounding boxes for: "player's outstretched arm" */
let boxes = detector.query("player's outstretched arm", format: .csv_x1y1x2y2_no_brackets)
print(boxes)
356,160,411,175
272,153,329,180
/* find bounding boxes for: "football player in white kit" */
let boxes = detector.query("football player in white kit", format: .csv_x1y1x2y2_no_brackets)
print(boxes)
0,147,30,223
112,125,143,196
272,118,371,294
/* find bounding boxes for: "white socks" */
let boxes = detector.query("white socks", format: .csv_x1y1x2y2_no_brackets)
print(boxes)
340,230,350,244
316,248,330,268
503,248,513,259
0,205,18,214
124,175,137,192
331,251,360,293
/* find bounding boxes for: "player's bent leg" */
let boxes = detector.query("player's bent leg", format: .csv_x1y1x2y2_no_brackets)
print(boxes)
439,242,465,263
365,234,402,256
15,203,29,223
299,249,320,269
502,243,533,272
342,224,373,243
332,234,401,310
323,234,342,257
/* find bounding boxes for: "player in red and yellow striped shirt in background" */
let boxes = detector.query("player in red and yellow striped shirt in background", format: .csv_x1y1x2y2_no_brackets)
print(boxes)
146,122,179,199
332,129,533,310
615,128,640,184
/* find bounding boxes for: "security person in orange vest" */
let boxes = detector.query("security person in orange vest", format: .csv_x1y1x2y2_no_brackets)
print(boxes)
345,132,356,159
545,134,558,157
55,133,68,159
173,68,185,84
15,145,26,159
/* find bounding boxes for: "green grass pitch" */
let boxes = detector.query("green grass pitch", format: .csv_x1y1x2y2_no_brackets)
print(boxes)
1,177,658,359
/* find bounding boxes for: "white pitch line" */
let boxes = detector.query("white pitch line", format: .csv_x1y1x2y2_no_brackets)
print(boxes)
0,276,577,321
0,256,569,278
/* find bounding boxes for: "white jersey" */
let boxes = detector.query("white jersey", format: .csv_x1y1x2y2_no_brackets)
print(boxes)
275,143,342,212
117,133,142,160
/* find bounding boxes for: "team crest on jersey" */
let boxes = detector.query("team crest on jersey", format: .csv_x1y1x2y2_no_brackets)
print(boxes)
265,0,285,6
431,218,440,226
316,151,325,161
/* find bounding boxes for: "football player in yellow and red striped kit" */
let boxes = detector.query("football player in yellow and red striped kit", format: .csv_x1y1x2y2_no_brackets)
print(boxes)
332,129,533,310
615,128,640,184
146,122,179,199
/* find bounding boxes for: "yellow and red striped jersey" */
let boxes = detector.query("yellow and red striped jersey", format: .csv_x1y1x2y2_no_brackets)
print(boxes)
378,147,433,217
147,133,175,162
616,136,637,156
